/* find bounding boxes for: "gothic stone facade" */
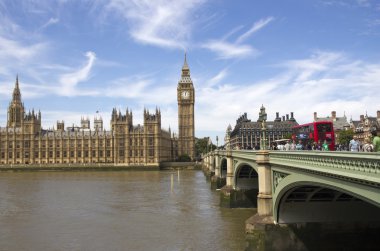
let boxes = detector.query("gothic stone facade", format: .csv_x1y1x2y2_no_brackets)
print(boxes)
229,106,298,149
350,111,380,143
0,58,195,166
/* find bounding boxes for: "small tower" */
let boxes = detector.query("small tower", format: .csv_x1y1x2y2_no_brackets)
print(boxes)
94,114,103,131
7,76,25,128
81,117,90,129
57,121,65,131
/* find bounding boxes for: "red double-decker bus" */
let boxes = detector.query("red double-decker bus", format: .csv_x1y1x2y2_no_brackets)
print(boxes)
292,121,335,150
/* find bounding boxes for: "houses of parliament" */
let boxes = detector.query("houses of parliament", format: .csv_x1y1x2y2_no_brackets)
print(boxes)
0,56,195,167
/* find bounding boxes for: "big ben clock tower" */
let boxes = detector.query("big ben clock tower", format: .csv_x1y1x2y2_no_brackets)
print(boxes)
177,54,195,160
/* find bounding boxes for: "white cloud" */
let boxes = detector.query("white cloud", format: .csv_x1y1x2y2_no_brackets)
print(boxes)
202,16,274,59
357,0,371,7
39,17,59,30
206,68,228,87
284,51,343,81
0,36,47,62
236,17,274,44
202,40,258,59
101,0,206,49
105,77,152,98
58,51,97,96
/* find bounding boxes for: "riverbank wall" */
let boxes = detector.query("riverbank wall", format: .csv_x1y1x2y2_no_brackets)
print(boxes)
0,162,201,171
159,162,201,170
0,164,159,171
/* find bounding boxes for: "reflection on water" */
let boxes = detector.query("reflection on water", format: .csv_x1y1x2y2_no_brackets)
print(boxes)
245,222,380,251
0,170,254,250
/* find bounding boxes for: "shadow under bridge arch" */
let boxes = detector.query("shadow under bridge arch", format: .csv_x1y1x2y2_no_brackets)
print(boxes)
275,183,380,224
220,158,227,178
234,163,259,207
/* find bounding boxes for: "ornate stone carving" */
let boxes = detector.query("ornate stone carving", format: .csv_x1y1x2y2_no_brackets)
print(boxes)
273,171,289,192
234,160,238,168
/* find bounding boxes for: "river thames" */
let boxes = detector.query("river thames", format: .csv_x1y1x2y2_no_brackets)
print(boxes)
0,170,254,250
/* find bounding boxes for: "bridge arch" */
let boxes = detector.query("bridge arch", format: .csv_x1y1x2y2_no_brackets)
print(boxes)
273,174,380,224
234,163,258,190
220,158,227,178
229,163,259,207
212,156,216,171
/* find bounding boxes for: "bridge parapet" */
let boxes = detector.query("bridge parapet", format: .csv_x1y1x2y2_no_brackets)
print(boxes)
269,151,380,188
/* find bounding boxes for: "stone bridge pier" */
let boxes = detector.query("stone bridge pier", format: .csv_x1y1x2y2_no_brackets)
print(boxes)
218,149,263,208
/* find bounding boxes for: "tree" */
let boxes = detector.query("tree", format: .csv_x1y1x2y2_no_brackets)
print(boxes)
177,154,191,162
337,129,354,146
195,137,216,158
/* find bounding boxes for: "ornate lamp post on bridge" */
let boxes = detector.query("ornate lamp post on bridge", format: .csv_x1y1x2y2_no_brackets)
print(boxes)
259,105,268,150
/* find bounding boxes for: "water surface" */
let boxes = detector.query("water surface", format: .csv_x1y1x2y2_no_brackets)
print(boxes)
0,170,254,250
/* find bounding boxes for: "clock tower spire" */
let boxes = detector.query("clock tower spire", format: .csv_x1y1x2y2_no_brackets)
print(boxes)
177,53,195,160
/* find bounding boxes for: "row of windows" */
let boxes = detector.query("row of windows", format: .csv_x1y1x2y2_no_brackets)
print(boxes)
0,140,112,147
1,150,112,159
118,149,155,157
1,149,156,159
118,138,155,147
0,138,157,146
238,131,291,136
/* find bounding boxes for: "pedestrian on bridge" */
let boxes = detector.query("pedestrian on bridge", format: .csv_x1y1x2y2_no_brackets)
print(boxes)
349,136,360,152
322,140,329,151
290,140,297,150
296,140,303,150
284,141,290,151
363,138,374,152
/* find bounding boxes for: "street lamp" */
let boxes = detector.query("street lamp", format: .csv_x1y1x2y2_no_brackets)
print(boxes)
259,105,267,150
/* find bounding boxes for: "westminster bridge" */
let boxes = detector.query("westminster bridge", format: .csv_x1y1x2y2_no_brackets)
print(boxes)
202,150,380,232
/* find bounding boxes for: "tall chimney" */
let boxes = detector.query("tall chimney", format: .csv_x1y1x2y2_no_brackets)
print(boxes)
282,116,285,121
377,110,380,119
360,115,364,122
314,112,317,121
276,112,279,118
291,112,294,119
286,114,289,121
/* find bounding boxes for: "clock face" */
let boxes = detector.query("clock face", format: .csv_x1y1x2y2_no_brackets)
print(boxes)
181,91,190,99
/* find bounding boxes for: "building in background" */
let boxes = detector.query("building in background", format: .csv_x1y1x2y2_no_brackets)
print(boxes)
229,106,298,149
350,111,380,143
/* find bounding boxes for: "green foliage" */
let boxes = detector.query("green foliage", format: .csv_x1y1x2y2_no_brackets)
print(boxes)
177,154,191,162
195,137,217,158
337,129,354,146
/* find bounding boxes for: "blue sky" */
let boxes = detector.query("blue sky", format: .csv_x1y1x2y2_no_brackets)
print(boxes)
0,0,379,144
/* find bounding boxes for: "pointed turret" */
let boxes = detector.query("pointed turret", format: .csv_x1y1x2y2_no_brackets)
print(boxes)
179,53,192,84
7,75,25,127
12,75,22,104
181,53,190,76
